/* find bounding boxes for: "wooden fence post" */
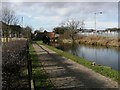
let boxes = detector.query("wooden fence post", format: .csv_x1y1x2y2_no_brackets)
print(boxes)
28,59,31,90
27,45,32,90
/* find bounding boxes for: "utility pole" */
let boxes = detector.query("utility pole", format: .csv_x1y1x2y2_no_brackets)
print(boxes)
94,12,102,33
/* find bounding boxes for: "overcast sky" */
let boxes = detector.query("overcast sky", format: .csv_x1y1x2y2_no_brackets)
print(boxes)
1,0,119,32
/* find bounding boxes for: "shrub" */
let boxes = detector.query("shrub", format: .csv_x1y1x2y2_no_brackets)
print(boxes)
2,40,29,90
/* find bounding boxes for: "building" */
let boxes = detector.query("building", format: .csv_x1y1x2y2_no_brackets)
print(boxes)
34,31,55,41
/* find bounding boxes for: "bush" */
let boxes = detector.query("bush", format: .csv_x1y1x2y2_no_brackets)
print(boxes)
2,40,29,90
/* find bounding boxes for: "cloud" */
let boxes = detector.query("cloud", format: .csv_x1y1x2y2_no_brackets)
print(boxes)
1,2,118,31
2,0,119,2
39,2,118,18
85,21,118,29
98,21,118,28
2,2,118,17
34,16,61,21
18,12,32,18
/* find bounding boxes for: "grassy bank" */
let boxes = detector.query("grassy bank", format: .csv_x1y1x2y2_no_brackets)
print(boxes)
29,44,53,90
76,35,119,47
37,41,119,83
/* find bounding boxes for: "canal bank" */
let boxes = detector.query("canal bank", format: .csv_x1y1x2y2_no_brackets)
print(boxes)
62,35,119,47
33,42,118,89
77,35,119,47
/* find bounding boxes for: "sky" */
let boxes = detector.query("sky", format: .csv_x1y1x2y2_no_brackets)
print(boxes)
1,0,119,32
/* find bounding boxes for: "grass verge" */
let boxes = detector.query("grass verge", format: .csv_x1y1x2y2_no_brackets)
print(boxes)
37,41,119,83
29,44,53,90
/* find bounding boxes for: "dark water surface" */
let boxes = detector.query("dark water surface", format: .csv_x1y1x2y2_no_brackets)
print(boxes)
54,43,119,71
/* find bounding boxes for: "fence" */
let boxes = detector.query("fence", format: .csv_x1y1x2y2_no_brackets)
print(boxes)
78,32,118,39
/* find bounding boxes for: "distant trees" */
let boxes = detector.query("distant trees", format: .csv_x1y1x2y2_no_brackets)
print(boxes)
106,28,120,32
42,31,50,45
53,26,68,34
33,28,45,41
24,26,32,41
34,27,44,35
54,18,85,42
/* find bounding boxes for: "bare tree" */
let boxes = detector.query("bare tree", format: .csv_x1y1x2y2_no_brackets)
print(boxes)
2,7,19,42
80,20,85,30
61,18,85,42
2,7,18,25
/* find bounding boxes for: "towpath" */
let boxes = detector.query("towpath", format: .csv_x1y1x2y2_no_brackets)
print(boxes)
32,43,118,90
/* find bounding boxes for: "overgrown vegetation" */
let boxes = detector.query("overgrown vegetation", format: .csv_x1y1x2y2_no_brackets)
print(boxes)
29,44,53,90
77,35,119,47
2,40,29,90
37,41,119,83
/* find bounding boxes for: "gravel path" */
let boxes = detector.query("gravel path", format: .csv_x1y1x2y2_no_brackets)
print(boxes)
32,43,118,90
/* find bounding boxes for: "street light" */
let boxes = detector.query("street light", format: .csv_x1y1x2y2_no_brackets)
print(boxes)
94,12,102,33
22,16,23,28
94,12,102,64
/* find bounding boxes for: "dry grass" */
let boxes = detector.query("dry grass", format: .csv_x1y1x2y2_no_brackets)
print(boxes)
77,35,119,47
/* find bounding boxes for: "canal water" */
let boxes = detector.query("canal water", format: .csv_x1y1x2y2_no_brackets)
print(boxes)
54,43,119,71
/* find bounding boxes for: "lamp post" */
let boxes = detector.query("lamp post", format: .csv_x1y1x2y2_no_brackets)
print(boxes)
21,16,23,38
94,12,102,33
22,16,23,28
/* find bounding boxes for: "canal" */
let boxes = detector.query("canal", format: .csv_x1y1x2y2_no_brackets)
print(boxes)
54,43,119,71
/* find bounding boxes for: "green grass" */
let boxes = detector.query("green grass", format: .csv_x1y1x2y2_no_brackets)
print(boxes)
29,44,53,90
20,67,29,89
37,41,119,83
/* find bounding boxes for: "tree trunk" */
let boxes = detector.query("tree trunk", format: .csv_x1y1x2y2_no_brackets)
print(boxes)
71,35,75,43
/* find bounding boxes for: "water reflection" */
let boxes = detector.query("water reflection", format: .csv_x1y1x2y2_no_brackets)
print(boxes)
54,43,119,71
